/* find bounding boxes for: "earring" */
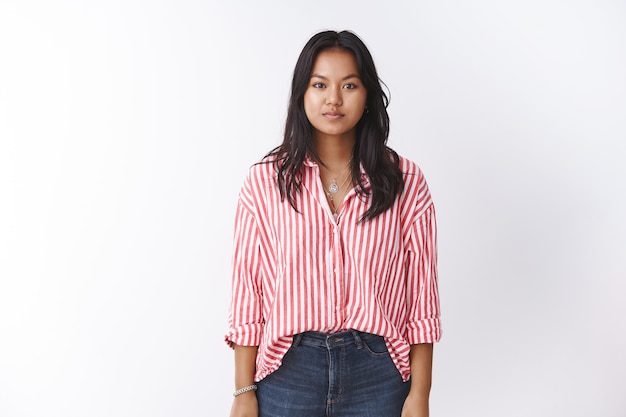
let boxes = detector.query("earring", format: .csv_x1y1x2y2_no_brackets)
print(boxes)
364,106,369,114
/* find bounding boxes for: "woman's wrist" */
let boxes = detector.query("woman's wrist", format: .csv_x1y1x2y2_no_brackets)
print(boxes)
233,384,258,397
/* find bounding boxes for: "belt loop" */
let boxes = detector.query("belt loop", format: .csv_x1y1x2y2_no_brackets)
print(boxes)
292,333,303,348
351,330,363,349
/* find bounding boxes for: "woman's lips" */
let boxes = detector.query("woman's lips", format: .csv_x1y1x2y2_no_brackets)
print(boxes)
323,112,343,120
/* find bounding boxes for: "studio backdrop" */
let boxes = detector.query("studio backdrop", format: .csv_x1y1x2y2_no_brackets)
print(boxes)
0,1,625,416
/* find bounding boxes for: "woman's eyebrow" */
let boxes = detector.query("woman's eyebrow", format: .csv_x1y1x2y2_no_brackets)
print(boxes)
310,73,361,80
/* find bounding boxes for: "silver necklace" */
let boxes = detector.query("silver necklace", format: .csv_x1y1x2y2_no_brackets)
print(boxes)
321,158,353,217
323,158,352,195
325,170,352,198
325,171,352,218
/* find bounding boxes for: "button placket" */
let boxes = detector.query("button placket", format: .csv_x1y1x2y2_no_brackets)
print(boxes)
331,225,345,324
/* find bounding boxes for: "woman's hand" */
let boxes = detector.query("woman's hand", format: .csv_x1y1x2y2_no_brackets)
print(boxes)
230,344,259,417
401,343,433,417
229,391,258,417
400,392,429,417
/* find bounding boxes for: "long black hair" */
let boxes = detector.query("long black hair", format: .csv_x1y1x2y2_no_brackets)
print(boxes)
265,30,404,221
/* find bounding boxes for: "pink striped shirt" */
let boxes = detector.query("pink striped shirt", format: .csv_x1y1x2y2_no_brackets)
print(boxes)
225,154,441,382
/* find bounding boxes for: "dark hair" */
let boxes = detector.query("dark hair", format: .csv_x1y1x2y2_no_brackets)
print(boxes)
265,30,404,221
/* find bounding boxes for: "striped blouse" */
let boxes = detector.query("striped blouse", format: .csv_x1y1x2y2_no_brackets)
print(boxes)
225,154,441,382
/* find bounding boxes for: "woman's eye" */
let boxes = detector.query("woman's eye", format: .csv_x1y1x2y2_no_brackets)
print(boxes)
312,82,325,88
343,83,357,89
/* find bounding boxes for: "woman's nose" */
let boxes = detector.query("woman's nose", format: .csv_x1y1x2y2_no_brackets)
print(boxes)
325,88,342,106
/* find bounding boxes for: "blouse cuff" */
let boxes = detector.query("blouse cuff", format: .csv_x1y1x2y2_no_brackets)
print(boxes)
224,322,263,348
406,318,442,345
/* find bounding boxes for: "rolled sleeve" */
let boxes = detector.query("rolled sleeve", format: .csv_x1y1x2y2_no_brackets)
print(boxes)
405,204,442,344
224,195,264,348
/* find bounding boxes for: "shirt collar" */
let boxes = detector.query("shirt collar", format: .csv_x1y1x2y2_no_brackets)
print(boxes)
303,153,369,184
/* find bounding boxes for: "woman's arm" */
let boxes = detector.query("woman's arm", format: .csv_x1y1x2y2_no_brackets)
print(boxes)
401,343,433,417
229,344,259,417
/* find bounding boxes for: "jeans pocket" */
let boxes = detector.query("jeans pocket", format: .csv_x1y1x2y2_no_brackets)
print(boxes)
360,333,389,357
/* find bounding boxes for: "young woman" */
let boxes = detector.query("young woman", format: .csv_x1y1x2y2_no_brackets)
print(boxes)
225,30,441,417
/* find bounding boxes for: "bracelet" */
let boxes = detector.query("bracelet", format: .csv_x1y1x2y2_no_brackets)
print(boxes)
233,384,258,397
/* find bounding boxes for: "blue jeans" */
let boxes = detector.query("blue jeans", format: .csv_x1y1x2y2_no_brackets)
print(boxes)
257,330,410,417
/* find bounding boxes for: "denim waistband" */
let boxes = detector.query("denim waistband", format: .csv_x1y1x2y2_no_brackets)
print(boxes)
292,330,384,349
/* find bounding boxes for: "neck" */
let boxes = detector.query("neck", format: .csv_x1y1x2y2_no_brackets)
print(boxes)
312,132,356,170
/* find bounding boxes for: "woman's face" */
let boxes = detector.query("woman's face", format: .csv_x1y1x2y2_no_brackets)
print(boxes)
304,49,368,142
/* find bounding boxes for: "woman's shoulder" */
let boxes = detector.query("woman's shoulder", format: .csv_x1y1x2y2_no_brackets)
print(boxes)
238,154,280,196
394,153,434,212
395,153,425,182
245,154,279,179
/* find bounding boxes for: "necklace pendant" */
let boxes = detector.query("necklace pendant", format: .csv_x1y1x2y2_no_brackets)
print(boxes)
328,182,339,194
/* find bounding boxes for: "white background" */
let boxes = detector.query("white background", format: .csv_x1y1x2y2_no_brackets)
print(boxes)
1,0,625,416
